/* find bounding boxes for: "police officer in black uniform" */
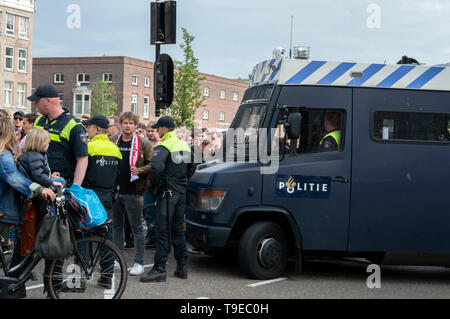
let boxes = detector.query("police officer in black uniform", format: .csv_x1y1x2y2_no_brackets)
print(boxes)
29,84,89,186
82,115,122,289
82,115,122,212
27,83,89,296
140,116,197,282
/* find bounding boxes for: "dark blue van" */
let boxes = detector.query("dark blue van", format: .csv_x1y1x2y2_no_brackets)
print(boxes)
186,57,450,279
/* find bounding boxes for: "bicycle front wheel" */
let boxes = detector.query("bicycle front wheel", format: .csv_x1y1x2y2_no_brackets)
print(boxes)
47,236,128,299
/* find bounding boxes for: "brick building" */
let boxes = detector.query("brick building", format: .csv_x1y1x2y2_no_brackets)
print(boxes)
0,0,36,115
32,56,248,130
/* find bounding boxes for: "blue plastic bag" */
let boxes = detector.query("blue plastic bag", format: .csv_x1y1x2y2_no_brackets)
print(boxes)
68,184,107,228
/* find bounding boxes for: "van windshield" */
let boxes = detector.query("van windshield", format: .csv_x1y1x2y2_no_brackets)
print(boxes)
230,84,273,130
231,103,266,129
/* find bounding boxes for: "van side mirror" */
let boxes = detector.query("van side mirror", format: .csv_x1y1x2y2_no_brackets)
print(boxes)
286,112,301,139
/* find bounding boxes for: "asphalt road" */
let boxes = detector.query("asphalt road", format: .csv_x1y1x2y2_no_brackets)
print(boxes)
23,245,450,299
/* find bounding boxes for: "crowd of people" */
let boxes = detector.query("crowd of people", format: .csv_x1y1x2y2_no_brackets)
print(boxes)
0,83,205,297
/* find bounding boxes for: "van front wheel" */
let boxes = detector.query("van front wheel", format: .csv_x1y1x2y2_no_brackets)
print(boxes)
238,221,288,279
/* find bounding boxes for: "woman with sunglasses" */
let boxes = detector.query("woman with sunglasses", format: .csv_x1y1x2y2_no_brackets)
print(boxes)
13,111,26,141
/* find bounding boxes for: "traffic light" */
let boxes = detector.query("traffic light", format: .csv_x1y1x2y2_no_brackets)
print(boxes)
154,53,174,110
150,1,176,44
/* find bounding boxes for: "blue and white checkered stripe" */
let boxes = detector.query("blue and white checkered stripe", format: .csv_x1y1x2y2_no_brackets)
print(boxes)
250,58,283,87
250,59,449,90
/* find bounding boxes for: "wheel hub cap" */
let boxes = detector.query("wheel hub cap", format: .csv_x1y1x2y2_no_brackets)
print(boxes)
258,238,281,269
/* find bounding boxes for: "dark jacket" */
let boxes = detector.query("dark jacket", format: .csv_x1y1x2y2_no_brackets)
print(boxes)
150,131,197,194
17,151,53,188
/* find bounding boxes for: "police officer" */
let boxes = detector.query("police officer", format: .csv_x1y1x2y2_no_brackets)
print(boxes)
28,84,89,186
82,115,122,211
319,111,341,152
27,83,89,296
82,115,122,289
140,116,196,282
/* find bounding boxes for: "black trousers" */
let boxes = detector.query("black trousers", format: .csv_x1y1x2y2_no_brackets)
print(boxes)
153,190,187,265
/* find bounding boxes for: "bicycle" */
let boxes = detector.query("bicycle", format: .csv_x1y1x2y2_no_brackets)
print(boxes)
0,188,128,299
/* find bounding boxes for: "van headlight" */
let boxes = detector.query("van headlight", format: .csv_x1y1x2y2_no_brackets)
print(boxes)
197,189,227,213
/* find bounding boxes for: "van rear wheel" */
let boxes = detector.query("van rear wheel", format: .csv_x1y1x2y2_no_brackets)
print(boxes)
238,221,288,279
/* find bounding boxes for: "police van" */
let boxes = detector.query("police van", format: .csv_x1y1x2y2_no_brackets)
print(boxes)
185,50,450,279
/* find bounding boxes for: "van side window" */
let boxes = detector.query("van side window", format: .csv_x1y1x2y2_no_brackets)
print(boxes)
373,111,450,143
277,109,345,156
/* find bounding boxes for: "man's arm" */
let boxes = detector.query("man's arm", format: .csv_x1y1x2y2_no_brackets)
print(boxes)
150,146,169,185
73,155,88,185
136,138,153,176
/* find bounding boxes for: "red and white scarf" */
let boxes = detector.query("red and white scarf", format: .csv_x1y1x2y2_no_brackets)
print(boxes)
114,133,140,182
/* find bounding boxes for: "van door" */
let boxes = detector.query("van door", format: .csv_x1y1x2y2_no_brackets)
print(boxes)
262,86,352,251
349,88,450,253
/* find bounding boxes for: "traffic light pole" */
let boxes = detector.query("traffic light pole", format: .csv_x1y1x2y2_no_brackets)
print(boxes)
155,43,161,117
151,1,175,116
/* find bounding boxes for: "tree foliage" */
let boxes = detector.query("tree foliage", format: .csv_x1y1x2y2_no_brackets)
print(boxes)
164,28,205,127
90,80,118,117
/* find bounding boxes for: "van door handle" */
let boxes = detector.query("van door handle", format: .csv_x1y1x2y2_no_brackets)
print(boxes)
332,176,349,183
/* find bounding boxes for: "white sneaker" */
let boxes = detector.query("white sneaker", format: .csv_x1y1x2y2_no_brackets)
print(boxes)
114,261,121,270
129,263,144,276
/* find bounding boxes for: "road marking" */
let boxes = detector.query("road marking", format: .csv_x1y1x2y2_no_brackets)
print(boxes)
26,283,44,291
246,277,287,287
104,263,155,299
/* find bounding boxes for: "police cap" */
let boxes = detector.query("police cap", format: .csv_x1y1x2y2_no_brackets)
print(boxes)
151,116,175,129
82,115,110,129
27,84,60,102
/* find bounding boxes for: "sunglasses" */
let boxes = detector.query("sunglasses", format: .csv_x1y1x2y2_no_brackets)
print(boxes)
14,117,23,121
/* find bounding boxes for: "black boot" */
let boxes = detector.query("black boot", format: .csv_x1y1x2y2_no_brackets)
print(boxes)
140,263,166,282
174,258,187,279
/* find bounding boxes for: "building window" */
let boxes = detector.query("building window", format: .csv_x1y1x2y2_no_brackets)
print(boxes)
143,96,149,119
132,75,138,86
220,90,226,100
144,77,150,88
6,13,14,36
203,87,210,97
233,92,238,102
77,73,90,84
219,111,225,122
4,82,13,107
131,94,138,114
54,73,64,84
74,94,91,115
18,49,27,72
18,16,28,39
373,111,450,143
103,73,112,83
59,93,64,107
203,110,209,120
5,46,14,71
17,83,26,108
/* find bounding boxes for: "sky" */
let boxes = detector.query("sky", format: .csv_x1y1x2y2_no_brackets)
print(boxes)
33,0,450,79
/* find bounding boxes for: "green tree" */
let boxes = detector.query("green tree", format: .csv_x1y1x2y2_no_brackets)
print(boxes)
90,80,118,117
164,28,206,127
